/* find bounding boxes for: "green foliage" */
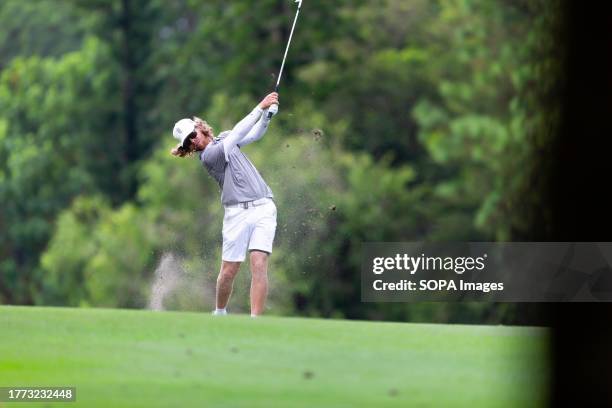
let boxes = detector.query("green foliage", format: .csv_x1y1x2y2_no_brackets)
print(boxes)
412,0,560,240
0,0,94,69
40,142,219,309
0,37,118,304
40,195,111,306
296,0,438,162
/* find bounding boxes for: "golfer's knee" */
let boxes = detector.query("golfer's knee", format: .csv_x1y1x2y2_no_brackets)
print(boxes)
250,251,268,275
219,261,240,281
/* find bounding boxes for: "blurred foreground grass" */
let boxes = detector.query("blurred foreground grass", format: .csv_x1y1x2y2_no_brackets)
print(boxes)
0,306,549,407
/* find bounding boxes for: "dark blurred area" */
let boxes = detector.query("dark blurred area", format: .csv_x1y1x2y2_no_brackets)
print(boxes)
549,2,612,406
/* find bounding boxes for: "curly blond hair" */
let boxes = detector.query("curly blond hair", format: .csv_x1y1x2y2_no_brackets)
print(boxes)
170,116,213,158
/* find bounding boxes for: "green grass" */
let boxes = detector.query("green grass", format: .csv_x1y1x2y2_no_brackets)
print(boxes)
0,306,549,407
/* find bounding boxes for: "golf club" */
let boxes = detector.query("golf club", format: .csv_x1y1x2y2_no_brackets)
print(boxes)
268,0,303,119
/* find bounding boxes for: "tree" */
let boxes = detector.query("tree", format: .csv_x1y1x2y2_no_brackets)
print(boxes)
0,38,118,303
412,0,561,240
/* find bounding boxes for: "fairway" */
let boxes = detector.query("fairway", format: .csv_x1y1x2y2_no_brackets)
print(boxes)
0,306,549,407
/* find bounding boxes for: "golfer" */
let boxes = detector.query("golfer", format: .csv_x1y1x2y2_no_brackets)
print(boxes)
170,92,279,317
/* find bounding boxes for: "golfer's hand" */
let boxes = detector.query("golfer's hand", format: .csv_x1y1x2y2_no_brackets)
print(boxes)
259,92,279,110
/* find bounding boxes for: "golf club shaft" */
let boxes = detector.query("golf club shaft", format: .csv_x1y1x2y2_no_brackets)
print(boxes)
268,0,303,119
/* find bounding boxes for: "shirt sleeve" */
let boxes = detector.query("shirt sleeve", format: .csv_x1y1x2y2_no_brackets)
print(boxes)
238,110,271,147
222,106,264,161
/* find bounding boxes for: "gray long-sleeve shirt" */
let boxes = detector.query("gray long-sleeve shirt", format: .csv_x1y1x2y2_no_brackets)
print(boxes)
199,106,274,205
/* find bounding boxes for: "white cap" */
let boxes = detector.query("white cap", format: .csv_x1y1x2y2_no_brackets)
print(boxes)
172,118,196,145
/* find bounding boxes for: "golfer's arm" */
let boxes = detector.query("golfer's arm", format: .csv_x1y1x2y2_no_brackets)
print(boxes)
238,113,271,147
222,106,263,158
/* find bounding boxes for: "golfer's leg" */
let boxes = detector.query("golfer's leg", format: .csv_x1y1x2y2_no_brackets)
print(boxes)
249,250,269,316
216,260,241,309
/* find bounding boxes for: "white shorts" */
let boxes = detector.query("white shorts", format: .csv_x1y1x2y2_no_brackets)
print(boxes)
222,198,277,262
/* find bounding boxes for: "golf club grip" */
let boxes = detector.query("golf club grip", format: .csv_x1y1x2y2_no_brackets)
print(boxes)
268,84,278,118
267,103,278,119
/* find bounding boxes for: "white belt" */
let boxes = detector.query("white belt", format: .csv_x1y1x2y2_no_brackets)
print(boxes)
224,197,272,209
